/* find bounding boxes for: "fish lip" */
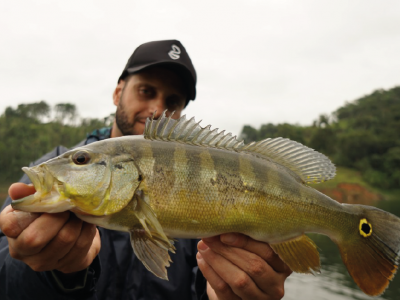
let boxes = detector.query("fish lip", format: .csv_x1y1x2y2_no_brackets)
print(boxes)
21,165,54,193
11,165,74,213
22,167,41,191
11,197,31,208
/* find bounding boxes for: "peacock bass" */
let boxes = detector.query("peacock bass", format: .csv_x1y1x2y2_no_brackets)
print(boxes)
12,111,400,296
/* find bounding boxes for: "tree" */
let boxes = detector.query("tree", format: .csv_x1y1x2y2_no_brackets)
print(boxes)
54,103,78,125
3,101,50,122
240,125,259,143
0,102,113,183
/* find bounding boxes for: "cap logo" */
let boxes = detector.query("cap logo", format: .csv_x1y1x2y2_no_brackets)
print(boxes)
168,45,181,60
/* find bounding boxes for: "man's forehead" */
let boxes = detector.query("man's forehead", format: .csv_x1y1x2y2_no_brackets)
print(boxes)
129,67,187,95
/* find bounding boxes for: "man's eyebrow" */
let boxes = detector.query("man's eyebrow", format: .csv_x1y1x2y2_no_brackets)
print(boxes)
136,82,153,86
134,83,155,89
171,91,187,100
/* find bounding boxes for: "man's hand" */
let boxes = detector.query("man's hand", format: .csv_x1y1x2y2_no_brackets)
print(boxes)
0,183,101,274
197,233,292,300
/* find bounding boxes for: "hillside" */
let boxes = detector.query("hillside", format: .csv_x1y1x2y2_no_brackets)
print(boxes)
310,166,400,203
241,86,400,190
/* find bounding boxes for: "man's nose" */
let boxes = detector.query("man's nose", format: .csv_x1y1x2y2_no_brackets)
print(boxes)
148,97,167,118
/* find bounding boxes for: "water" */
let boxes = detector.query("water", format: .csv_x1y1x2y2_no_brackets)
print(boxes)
283,199,400,300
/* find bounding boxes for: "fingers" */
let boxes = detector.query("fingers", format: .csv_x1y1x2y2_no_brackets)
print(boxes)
0,184,40,238
198,240,267,299
56,223,100,273
220,233,291,274
197,251,241,300
9,212,70,257
11,211,41,235
0,205,40,238
6,211,100,274
198,235,291,299
1,183,100,274
206,282,221,300
8,183,36,200
30,214,84,270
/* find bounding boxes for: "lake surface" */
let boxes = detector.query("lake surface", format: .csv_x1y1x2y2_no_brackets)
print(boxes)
283,199,400,300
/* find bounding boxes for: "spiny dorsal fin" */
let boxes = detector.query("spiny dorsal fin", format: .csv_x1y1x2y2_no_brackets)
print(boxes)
144,111,335,183
144,110,245,151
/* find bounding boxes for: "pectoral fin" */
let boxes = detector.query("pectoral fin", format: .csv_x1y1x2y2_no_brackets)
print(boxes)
130,190,175,280
130,229,175,280
270,235,320,274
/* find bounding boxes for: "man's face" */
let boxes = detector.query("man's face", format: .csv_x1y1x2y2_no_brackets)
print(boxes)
113,67,187,136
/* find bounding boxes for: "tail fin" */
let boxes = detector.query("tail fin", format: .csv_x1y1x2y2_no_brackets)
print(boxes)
335,204,400,296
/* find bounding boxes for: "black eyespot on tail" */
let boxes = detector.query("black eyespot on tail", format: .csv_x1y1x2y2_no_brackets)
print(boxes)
359,218,373,238
362,223,371,235
72,151,91,165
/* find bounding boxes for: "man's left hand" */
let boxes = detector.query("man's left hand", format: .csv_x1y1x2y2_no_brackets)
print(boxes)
197,233,292,300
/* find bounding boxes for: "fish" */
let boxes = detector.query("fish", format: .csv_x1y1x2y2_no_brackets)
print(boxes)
12,111,400,296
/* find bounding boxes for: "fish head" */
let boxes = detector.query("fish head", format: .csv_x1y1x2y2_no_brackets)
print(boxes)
12,146,141,216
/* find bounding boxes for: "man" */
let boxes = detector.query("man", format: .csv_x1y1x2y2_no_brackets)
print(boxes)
0,40,291,299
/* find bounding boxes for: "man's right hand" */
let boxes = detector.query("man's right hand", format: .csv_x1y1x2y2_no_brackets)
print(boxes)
0,183,101,274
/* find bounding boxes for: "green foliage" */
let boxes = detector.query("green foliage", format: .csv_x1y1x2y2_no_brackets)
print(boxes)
308,127,336,156
240,125,260,142
54,103,78,124
5,101,50,122
333,87,400,188
240,86,400,189
240,123,307,144
0,101,114,183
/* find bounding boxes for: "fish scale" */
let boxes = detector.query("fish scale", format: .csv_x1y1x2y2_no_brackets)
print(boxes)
131,139,338,241
12,112,400,296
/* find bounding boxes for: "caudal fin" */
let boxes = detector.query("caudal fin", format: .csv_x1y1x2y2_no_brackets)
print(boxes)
336,204,400,296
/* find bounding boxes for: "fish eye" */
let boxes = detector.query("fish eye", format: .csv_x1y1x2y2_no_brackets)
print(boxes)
72,151,91,165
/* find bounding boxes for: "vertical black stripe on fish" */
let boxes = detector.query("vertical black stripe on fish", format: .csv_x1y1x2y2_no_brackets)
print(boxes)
199,148,218,203
170,143,199,228
149,142,176,206
134,140,154,173
239,152,257,197
172,143,189,195
185,145,203,194
276,162,303,203
259,154,303,227
208,148,244,211
133,140,155,202
240,153,270,231
248,154,272,199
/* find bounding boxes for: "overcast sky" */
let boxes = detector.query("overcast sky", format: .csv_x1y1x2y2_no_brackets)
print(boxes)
1,0,399,136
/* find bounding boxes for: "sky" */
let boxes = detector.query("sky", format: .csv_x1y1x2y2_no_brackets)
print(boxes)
1,0,400,136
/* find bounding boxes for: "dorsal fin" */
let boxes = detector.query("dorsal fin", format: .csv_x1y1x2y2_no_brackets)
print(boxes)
241,138,336,183
144,110,245,150
144,111,336,183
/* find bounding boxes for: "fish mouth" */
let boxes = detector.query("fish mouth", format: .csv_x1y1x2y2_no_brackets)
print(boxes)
11,166,74,213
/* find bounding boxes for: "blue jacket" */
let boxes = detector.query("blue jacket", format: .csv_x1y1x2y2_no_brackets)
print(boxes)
0,129,207,300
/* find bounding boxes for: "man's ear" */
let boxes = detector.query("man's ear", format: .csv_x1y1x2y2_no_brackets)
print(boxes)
113,80,125,106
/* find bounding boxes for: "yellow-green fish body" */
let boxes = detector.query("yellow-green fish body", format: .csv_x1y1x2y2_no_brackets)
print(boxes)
103,138,340,241
12,112,400,297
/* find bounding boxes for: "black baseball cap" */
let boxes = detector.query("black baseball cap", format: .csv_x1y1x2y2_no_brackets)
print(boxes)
118,40,197,103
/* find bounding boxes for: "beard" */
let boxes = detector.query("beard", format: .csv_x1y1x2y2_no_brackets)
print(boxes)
115,97,141,136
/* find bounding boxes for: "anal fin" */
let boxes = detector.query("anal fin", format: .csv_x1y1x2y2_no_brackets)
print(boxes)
270,235,320,274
